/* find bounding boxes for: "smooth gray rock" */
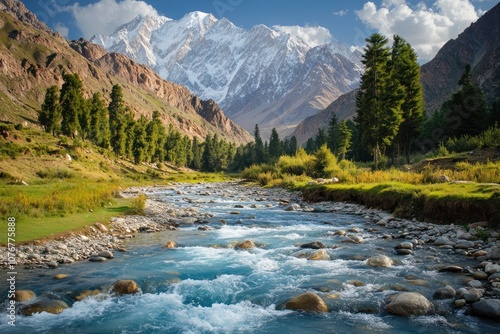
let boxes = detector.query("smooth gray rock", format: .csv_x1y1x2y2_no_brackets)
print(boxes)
469,299,500,320
433,285,456,300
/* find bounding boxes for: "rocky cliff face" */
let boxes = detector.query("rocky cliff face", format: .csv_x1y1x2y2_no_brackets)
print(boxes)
0,2,251,144
92,12,363,138
292,3,500,144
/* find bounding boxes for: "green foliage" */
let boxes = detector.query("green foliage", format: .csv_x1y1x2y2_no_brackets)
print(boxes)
109,85,127,156
131,194,147,214
276,148,315,176
313,144,338,178
60,73,84,138
0,141,23,159
355,33,404,169
39,85,61,136
36,169,76,179
268,128,281,162
337,120,352,160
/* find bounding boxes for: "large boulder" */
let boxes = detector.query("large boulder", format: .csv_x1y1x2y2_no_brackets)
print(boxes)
14,290,36,302
20,300,69,316
386,292,434,316
367,255,394,267
487,246,500,260
456,288,484,303
468,299,500,320
283,292,328,313
113,280,140,295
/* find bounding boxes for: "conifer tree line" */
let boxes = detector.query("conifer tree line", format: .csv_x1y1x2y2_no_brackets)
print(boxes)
38,74,300,171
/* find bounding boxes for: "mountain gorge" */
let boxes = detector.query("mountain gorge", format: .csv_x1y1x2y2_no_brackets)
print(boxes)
292,2,500,144
91,12,363,138
0,0,251,144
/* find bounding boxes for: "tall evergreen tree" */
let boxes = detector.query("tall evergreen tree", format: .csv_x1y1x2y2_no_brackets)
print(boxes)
79,98,91,140
123,108,136,160
202,134,215,172
132,116,148,164
288,136,298,156
337,120,352,161
489,99,500,126
60,73,84,138
327,113,339,154
314,129,327,151
391,35,424,164
191,136,203,170
89,92,110,148
268,128,281,162
447,65,487,138
108,85,127,156
253,124,265,164
355,33,404,169
39,85,61,136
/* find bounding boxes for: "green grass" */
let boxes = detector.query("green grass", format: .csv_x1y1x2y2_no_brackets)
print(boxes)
299,181,500,226
0,198,133,243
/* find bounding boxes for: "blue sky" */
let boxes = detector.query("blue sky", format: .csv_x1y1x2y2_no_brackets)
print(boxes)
23,0,498,62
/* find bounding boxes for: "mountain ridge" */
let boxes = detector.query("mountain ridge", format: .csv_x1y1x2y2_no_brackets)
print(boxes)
91,11,363,138
0,0,251,144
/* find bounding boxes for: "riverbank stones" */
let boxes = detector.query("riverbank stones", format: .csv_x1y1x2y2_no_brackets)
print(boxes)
468,299,500,320
433,285,456,300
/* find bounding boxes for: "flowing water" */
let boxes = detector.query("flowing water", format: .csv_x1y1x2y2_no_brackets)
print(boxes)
1,183,499,333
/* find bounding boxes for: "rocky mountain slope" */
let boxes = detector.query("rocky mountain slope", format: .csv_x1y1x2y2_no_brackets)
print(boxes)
91,12,363,138
0,0,251,144
291,2,500,144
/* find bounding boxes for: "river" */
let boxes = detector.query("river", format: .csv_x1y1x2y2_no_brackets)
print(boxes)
1,182,498,333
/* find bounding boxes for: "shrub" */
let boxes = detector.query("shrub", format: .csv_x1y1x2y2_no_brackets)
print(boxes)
36,169,76,179
131,194,147,214
257,172,274,186
0,141,23,159
276,148,315,176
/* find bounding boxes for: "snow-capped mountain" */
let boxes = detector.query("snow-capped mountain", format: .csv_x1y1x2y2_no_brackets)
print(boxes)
91,11,363,138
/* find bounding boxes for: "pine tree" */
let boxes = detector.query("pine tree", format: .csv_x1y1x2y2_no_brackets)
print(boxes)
191,136,203,170
123,108,136,160
355,33,404,169
489,99,500,126
327,113,339,154
253,124,265,164
39,85,61,136
89,92,110,148
391,35,424,164
268,128,281,162
79,98,91,140
146,111,162,162
447,65,487,138
338,120,352,161
314,129,327,151
288,136,298,155
108,85,127,156
132,116,148,164
60,73,84,138
202,134,215,172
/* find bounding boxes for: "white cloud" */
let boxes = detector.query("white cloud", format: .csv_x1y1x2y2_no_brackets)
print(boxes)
54,23,69,38
333,9,349,17
356,0,480,62
69,0,159,38
273,25,333,48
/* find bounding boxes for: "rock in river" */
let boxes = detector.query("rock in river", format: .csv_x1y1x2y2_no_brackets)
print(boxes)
468,299,500,320
164,241,177,249
20,300,69,316
386,292,434,316
235,240,255,249
433,285,456,300
14,290,36,302
283,292,329,313
113,280,140,295
300,241,327,249
367,255,393,267
308,249,330,261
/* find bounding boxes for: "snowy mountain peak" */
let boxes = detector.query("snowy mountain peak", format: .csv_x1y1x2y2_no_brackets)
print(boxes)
91,13,362,138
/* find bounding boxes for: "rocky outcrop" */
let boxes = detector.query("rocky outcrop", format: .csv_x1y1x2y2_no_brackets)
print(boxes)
0,2,251,144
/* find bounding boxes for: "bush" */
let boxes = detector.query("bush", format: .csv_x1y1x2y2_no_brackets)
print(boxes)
257,172,274,186
131,194,147,214
276,148,315,176
0,141,23,159
241,164,273,180
36,169,76,179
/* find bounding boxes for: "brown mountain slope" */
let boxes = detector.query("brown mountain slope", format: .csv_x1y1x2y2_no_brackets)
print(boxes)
292,3,500,144
0,1,251,144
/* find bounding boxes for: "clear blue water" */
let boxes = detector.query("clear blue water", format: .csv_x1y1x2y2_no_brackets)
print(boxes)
1,183,499,333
